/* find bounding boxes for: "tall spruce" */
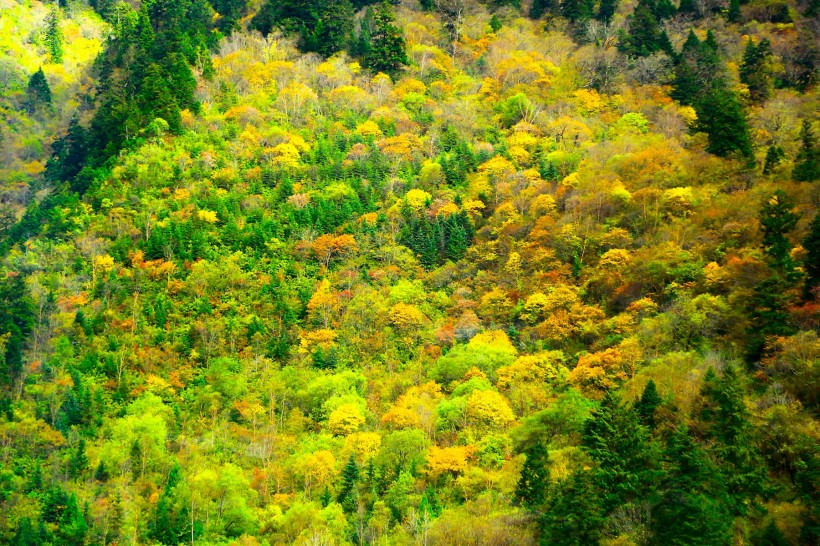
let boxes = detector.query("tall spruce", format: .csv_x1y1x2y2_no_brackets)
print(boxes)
515,441,550,508
793,120,819,181
26,68,52,112
362,3,407,77
44,7,64,64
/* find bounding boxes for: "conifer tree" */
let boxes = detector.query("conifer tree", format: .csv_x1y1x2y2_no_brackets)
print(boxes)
694,87,754,160
619,0,665,57
529,0,555,18
700,366,768,514
44,7,64,64
596,0,617,24
763,145,785,175
515,441,550,509
561,0,595,22
338,455,360,512
803,213,820,299
728,0,742,22
0,273,34,386
26,68,52,112
68,439,89,480
635,379,662,429
362,3,407,77
760,189,800,273
793,120,819,181
740,38,774,103
540,470,605,545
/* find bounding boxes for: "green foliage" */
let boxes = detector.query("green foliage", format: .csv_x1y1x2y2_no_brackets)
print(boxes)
793,120,819,181
361,3,408,77
695,87,754,159
515,441,549,509
44,7,64,64
26,68,51,112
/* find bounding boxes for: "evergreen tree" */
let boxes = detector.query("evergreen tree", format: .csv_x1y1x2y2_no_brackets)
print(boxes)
138,63,183,134
362,3,407,77
653,0,677,19
596,0,617,24
561,0,595,22
740,38,773,103
529,0,555,18
514,441,550,509
540,470,605,545
652,426,733,545
26,68,52,111
760,189,800,272
94,460,110,482
756,521,790,546
695,87,754,159
581,391,659,510
68,438,89,480
763,145,785,175
338,455,360,512
700,366,768,514
803,213,820,299
44,7,64,64
0,273,35,386
677,0,698,16
619,0,665,57
11,517,48,546
635,379,662,429
728,0,742,22
793,120,819,182
58,494,88,546
149,464,190,545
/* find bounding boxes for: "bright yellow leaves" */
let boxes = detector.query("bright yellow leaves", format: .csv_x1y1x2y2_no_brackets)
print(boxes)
298,329,338,355
404,188,432,211
426,445,471,477
271,142,301,168
328,403,365,436
94,254,115,272
382,382,443,432
388,303,426,330
377,133,422,161
569,338,643,397
301,450,337,494
465,390,515,430
356,120,383,138
197,210,218,223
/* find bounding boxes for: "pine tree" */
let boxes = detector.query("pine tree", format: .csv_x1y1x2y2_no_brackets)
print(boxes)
362,3,407,77
793,120,819,181
581,391,659,510
652,426,733,545
760,189,800,272
26,68,52,111
149,464,190,545
635,379,662,428
803,213,820,299
619,0,664,57
728,0,742,22
68,439,89,480
44,7,64,64
700,366,768,514
514,441,550,509
338,455,360,512
677,0,698,16
94,460,110,482
740,38,773,103
695,87,754,159
0,273,35,386
596,0,617,23
561,0,595,22
529,0,555,19
540,470,605,546
763,145,785,175
756,521,790,546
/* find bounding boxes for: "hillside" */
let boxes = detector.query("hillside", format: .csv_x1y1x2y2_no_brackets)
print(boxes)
0,1,818,545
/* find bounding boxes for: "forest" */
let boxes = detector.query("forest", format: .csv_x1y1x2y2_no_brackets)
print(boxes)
0,0,817,544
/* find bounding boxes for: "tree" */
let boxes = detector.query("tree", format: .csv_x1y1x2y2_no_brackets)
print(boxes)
337,455,360,512
635,379,662,429
561,0,595,22
619,0,669,57
740,38,774,103
362,3,407,77
763,145,785,175
695,87,753,159
652,426,733,545
0,273,34,386
793,120,818,181
44,7,64,63
760,189,800,273
700,367,768,514
581,391,659,510
596,0,617,24
728,0,742,22
26,68,51,111
68,439,89,480
540,470,605,545
515,441,549,509
803,213,820,298
529,0,555,19
149,464,191,544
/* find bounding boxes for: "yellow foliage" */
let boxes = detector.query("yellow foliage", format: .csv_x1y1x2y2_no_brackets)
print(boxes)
356,120,383,138
389,303,426,330
405,188,432,211
328,403,365,436
465,390,516,429
94,254,115,272
197,210,218,223
343,432,382,463
427,445,471,477
298,329,338,354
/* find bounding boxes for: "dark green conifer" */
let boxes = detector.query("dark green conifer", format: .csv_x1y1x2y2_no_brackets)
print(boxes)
793,120,819,181
635,379,662,428
763,145,785,175
540,470,605,546
26,68,52,111
803,213,820,299
363,3,407,78
514,441,550,508
338,455,360,512
596,0,617,23
694,87,754,159
728,0,742,22
44,7,64,64
68,438,89,480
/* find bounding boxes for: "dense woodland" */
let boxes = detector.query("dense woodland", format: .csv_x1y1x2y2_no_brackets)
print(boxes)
0,0,818,544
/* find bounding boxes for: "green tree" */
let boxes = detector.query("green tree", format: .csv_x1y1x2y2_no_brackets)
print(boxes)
635,379,662,429
619,0,666,57
694,87,753,159
652,426,733,545
149,465,191,545
68,439,89,480
581,391,659,510
362,3,407,77
26,68,52,111
596,0,617,24
0,273,34,386
740,38,774,103
338,455,360,512
728,0,742,22
514,441,550,509
540,470,605,545
756,521,790,546
793,120,819,181
561,0,595,22
803,213,820,299
760,189,800,272
529,0,555,18
44,7,64,64
700,367,768,514
763,145,785,175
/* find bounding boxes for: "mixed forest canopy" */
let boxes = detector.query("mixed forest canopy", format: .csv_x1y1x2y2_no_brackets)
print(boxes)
0,0,818,545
